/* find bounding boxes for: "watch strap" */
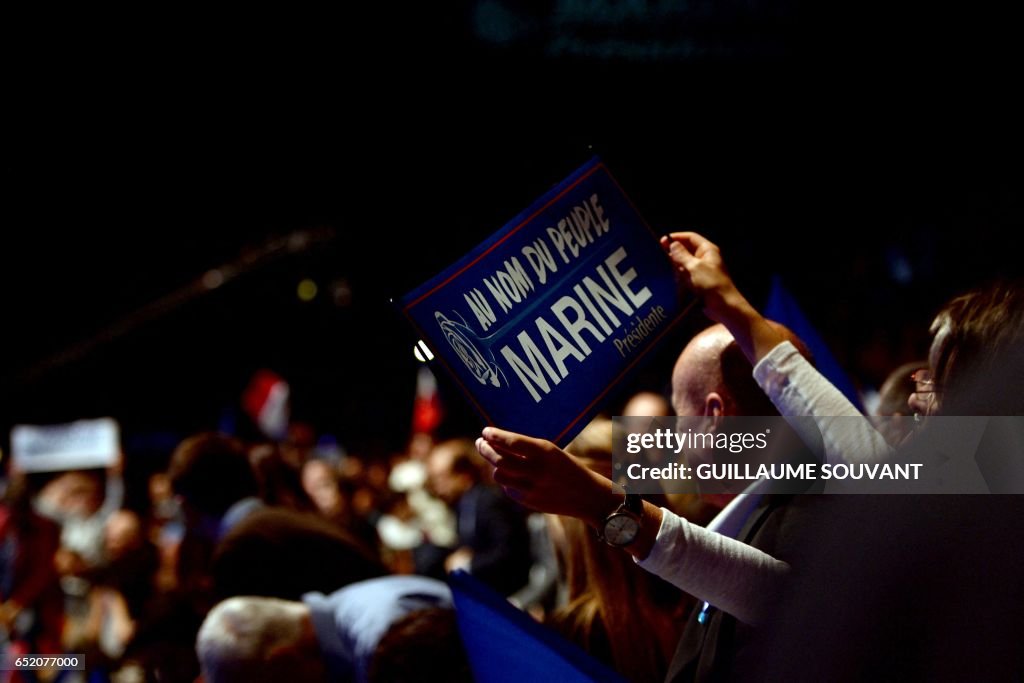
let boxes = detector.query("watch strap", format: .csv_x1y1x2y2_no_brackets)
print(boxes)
623,492,643,515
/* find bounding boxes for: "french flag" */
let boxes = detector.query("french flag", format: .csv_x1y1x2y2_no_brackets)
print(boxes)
412,366,443,435
243,369,291,440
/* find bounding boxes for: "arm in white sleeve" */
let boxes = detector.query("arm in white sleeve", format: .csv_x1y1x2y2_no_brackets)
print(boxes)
98,471,125,517
636,508,788,626
753,341,892,464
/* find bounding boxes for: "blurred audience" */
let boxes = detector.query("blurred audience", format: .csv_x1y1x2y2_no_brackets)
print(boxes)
212,507,385,601
196,575,467,683
548,418,689,683
248,443,315,512
36,465,123,574
621,390,672,417
3,238,1021,683
0,477,63,677
422,439,531,596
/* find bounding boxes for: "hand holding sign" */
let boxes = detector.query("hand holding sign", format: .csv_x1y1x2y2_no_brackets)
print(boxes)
10,418,120,473
475,426,663,561
475,426,616,527
660,232,737,318
662,231,787,366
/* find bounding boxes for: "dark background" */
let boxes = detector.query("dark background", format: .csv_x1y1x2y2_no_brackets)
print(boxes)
4,2,1022,459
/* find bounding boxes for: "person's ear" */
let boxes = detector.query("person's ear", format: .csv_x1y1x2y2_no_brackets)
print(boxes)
703,392,725,430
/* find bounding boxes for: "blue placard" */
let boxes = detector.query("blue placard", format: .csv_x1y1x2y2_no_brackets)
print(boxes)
400,158,692,446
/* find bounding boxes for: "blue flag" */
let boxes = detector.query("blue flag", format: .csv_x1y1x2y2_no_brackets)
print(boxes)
449,570,628,683
764,275,864,411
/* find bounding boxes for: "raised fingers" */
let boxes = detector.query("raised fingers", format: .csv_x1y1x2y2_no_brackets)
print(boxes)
481,427,552,460
665,239,700,271
663,231,716,252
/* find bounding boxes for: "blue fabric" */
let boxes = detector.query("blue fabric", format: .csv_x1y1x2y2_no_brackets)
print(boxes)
217,496,265,537
303,575,453,683
449,570,628,683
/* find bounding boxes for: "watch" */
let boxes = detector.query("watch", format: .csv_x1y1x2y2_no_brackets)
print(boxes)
599,492,643,547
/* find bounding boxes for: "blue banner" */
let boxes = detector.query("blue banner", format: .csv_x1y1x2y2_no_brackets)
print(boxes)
400,158,692,445
449,570,628,683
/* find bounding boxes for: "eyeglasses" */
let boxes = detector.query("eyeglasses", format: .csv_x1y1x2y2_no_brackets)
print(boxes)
911,368,940,394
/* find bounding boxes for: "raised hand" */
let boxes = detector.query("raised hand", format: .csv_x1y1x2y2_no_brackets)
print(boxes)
475,427,616,528
662,231,784,365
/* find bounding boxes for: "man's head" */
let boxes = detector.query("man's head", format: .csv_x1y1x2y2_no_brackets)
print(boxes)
196,596,326,683
622,391,672,417
669,322,811,483
301,459,344,518
671,323,803,418
426,439,482,506
168,433,259,519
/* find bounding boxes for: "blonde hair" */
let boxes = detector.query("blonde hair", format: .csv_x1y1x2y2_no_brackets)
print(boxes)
553,417,689,683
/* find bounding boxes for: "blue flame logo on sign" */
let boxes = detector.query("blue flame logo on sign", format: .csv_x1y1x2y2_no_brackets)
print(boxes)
435,311,506,388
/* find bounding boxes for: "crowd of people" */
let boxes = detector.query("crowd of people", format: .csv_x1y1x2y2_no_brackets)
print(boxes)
3,231,1023,682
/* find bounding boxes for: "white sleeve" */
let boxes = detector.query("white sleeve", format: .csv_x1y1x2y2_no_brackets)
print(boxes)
98,472,125,517
636,508,788,626
753,341,892,464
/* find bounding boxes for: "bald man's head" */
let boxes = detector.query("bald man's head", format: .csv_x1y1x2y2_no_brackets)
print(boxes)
671,323,808,417
671,325,734,416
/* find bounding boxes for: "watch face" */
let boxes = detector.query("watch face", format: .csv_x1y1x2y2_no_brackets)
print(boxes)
603,512,640,546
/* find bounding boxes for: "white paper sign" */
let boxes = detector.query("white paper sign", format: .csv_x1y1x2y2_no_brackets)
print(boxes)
11,418,120,472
